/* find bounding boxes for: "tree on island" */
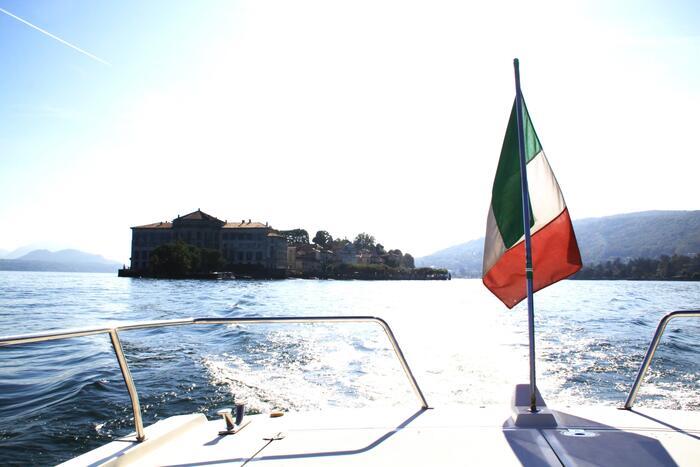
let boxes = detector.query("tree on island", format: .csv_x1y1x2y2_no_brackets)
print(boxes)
149,241,225,276
149,241,200,276
312,230,333,249
384,249,402,268
353,233,376,250
281,229,309,245
200,248,226,272
331,237,351,250
289,228,422,274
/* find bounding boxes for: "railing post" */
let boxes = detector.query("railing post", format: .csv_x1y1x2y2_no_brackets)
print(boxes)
623,310,700,409
108,329,145,441
375,318,430,409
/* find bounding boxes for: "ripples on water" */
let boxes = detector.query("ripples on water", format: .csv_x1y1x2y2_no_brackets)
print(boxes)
0,271,698,464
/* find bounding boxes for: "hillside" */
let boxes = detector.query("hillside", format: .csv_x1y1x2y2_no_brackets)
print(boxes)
0,249,122,273
417,210,700,277
415,238,484,277
573,211,700,263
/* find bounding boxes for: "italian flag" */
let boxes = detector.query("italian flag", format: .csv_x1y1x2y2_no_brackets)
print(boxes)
483,99,582,308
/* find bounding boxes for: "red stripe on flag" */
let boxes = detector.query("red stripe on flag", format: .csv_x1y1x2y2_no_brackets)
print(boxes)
483,208,582,308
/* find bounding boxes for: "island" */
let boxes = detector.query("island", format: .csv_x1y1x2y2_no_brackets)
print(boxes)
118,209,448,280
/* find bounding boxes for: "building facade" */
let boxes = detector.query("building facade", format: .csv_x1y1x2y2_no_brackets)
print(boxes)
130,209,287,274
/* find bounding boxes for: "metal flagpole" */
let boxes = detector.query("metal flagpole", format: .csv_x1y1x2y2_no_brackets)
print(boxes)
513,58,538,413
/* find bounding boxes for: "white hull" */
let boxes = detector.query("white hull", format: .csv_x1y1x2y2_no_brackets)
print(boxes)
61,404,700,466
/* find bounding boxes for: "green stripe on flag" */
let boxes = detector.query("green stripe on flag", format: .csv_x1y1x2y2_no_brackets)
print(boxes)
523,101,542,161
491,99,541,249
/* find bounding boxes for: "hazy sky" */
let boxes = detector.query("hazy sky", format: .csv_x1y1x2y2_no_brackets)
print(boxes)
1,0,698,263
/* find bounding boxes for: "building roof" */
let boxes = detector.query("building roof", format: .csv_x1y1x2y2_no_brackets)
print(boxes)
132,210,271,230
175,209,224,223
223,221,268,229
132,221,173,229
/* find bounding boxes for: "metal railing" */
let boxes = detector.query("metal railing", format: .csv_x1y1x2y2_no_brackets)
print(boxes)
0,316,429,442
623,310,700,409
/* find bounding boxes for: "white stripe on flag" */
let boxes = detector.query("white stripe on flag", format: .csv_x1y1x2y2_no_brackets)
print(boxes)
483,204,507,275
527,151,566,234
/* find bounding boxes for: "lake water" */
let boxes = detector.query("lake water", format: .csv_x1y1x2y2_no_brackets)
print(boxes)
0,271,699,464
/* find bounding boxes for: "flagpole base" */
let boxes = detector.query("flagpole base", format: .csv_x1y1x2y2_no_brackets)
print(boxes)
511,384,558,428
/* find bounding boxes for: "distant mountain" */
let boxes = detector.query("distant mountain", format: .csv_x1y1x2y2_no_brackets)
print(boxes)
0,249,122,273
16,249,117,264
417,210,700,277
0,248,8,259
3,243,69,259
416,238,484,278
3,245,36,259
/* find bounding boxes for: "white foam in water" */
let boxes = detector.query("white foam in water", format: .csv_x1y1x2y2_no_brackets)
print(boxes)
198,279,700,411
202,324,414,412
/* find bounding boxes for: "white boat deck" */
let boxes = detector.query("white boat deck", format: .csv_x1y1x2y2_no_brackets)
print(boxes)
62,404,700,466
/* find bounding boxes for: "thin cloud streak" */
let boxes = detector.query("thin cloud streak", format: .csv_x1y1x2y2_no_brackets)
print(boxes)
0,7,111,66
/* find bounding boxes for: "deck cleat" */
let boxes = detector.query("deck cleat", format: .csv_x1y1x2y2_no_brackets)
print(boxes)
216,404,249,435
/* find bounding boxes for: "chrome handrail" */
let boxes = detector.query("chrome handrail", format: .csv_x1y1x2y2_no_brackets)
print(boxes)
623,310,700,409
0,316,429,442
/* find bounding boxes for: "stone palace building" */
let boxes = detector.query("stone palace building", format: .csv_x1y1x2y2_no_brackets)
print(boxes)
129,209,287,274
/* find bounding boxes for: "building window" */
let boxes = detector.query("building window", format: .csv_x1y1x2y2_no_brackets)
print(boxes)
237,252,243,261
246,251,252,261
255,252,262,261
